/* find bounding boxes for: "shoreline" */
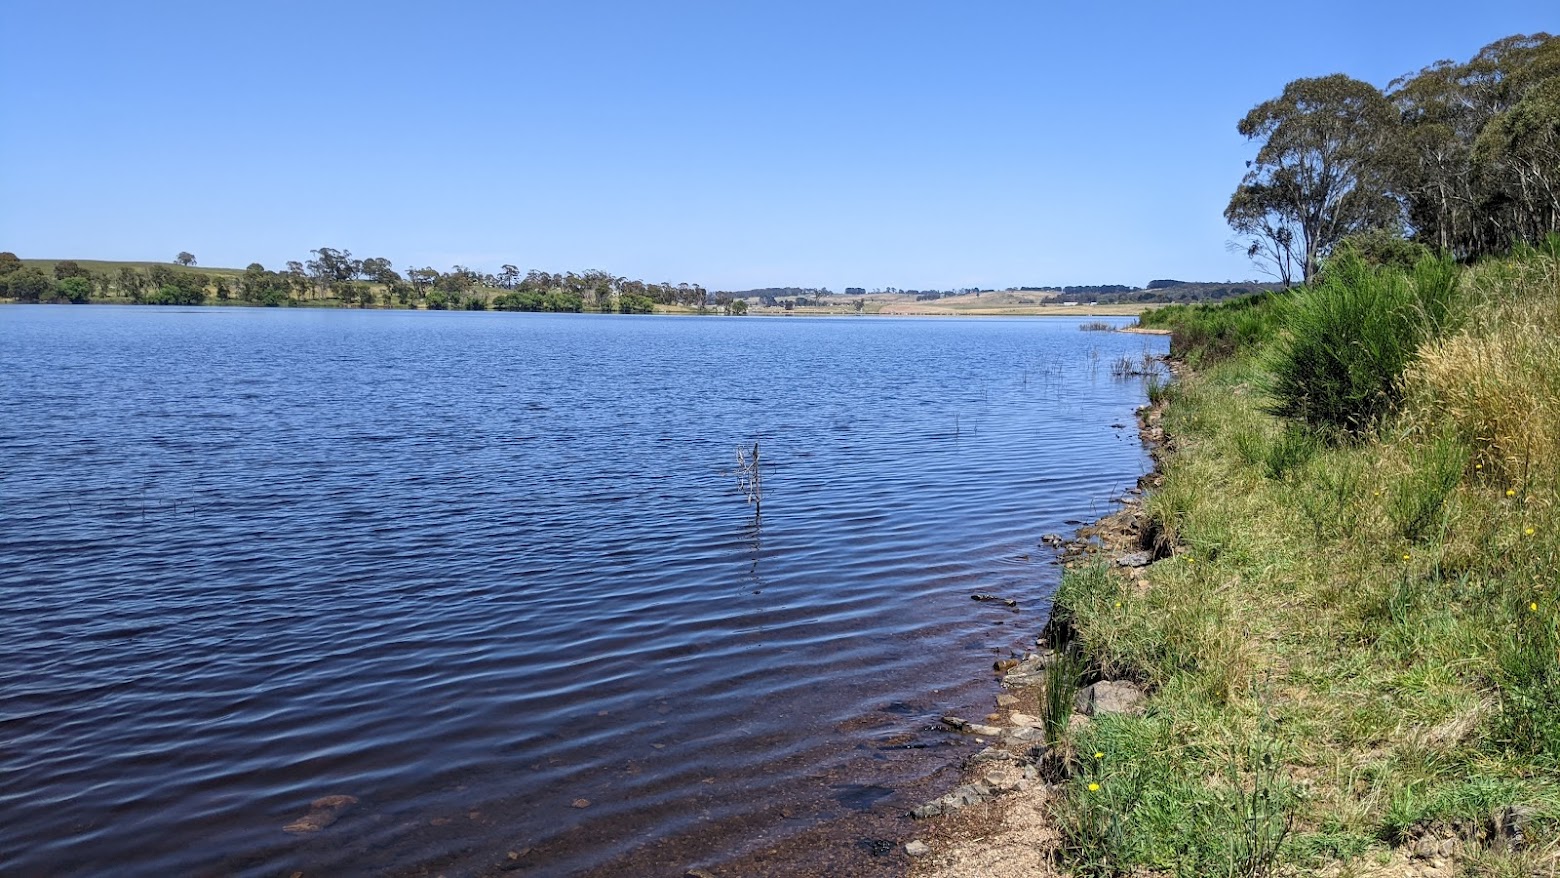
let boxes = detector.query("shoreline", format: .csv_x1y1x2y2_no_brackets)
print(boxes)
899,362,1176,877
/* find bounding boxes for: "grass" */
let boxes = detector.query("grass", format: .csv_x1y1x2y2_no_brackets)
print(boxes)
1046,239,1560,876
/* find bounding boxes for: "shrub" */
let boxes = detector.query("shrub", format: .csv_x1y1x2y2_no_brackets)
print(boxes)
1140,294,1284,366
1264,254,1461,439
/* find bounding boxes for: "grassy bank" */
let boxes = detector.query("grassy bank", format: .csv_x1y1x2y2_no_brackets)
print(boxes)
1047,240,1560,876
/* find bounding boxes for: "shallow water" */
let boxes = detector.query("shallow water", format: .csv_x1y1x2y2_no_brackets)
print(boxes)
0,306,1164,876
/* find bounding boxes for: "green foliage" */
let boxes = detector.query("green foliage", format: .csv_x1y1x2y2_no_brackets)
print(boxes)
48,276,93,304
1326,228,1433,276
52,259,90,280
1138,292,1284,365
1388,434,1468,542
1042,645,1086,747
1493,596,1560,764
0,251,21,276
5,267,53,302
1264,253,1461,438
139,284,207,306
1053,717,1297,877
491,290,586,313
1227,73,1405,284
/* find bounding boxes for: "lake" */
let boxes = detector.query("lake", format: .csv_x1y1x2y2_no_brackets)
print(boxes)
0,306,1165,876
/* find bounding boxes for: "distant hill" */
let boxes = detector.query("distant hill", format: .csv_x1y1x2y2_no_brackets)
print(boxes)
20,258,244,278
1016,280,1285,305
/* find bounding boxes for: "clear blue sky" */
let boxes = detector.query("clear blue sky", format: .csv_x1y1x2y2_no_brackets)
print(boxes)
2,1,1549,291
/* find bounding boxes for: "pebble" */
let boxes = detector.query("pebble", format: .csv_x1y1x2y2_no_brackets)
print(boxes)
571,798,591,809
904,840,930,858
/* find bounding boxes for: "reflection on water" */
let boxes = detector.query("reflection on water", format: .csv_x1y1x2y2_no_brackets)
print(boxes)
0,306,1164,876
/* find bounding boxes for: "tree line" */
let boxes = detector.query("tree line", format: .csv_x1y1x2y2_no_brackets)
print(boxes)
1228,32,1559,285
0,248,722,313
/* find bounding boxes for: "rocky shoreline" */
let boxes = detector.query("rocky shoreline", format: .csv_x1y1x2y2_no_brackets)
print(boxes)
897,362,1176,877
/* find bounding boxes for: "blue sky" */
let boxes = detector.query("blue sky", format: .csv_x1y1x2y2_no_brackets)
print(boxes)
2,1,1549,291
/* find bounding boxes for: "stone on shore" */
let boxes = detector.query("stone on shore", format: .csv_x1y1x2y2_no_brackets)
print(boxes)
1114,551,1153,568
904,840,931,858
1074,681,1147,716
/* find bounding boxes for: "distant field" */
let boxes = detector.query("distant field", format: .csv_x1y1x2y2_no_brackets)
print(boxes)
20,258,246,278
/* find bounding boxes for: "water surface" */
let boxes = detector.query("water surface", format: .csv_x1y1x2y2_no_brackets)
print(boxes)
0,306,1164,876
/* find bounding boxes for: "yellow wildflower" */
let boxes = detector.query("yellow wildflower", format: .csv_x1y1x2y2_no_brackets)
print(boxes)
1088,782,1100,792
1531,602,1539,612
1526,527,1536,536
1507,489,1517,497
1402,553,1411,561
1094,751,1103,759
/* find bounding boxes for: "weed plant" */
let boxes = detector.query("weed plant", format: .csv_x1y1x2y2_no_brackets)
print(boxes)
1264,253,1461,439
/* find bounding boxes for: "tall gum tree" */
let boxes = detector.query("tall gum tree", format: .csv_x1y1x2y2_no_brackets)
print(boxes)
1226,74,1403,285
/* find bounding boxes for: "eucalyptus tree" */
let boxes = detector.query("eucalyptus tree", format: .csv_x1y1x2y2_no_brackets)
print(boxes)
1227,74,1403,285
1389,33,1559,257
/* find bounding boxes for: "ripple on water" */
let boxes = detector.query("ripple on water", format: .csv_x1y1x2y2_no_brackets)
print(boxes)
0,307,1164,877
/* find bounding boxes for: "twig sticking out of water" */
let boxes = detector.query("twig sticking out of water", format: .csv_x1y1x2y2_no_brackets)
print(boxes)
737,441,762,516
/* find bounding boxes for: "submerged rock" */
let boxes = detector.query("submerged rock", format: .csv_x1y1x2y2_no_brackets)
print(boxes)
282,794,358,833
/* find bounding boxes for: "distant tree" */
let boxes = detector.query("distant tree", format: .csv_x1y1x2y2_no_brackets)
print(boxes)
7,267,52,302
1226,74,1404,285
498,264,520,289
175,251,196,266
0,252,21,276
53,260,90,280
306,247,361,292
359,256,393,281
51,276,93,304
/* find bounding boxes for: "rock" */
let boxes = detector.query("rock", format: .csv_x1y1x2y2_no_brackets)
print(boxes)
1494,804,1538,849
1040,533,1064,546
982,765,1032,793
966,723,1003,737
996,693,1020,708
911,783,992,819
1008,712,1043,728
571,798,591,809
1114,551,1153,568
994,658,1020,672
1411,836,1451,860
1007,726,1047,743
940,716,969,731
904,840,930,858
686,870,718,878
1074,681,1147,717
282,794,358,833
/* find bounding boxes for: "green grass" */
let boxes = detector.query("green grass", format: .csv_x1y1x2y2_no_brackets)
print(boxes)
1049,242,1560,876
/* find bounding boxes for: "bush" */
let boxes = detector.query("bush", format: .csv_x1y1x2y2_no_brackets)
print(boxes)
1139,293,1284,365
1264,254,1460,439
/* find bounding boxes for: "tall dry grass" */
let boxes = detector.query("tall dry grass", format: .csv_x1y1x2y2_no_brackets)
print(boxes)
1408,240,1560,504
